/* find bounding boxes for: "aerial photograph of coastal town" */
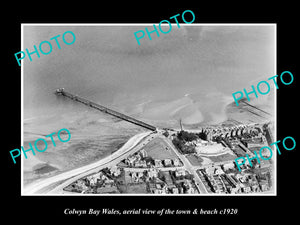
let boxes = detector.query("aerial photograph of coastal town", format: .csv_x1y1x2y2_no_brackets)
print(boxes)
22,24,276,195
62,120,275,195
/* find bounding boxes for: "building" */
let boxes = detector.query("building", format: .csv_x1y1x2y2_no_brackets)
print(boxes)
154,159,163,168
134,160,147,168
175,169,186,177
224,174,237,187
100,174,110,181
152,183,168,194
148,168,158,178
76,179,89,192
205,166,216,175
164,159,172,167
110,166,121,177
236,174,247,183
172,187,179,194
222,162,235,171
231,186,241,194
139,149,147,158
154,189,165,194
259,159,271,168
214,167,225,175
206,132,213,141
251,184,260,192
156,183,162,189
86,173,101,186
173,158,181,167
126,155,137,166
130,172,144,183
242,185,251,193
259,180,269,192
241,137,264,148
186,187,195,194
259,147,272,158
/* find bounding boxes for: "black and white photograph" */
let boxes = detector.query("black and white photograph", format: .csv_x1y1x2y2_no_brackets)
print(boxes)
4,5,298,221
21,24,276,195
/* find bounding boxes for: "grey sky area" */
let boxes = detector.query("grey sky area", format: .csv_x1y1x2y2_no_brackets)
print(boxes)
23,24,275,126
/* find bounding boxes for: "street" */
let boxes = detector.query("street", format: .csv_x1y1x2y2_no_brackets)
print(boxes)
162,136,208,194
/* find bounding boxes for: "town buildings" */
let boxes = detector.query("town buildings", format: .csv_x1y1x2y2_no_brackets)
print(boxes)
63,122,273,195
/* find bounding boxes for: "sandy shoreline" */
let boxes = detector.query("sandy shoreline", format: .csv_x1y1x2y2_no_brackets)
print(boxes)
22,133,133,187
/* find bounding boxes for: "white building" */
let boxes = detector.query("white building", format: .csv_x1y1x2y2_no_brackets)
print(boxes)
223,162,235,171
175,169,186,177
173,158,181,167
148,169,158,178
164,159,172,167
154,159,163,168
214,167,225,175
110,166,121,177
139,149,147,158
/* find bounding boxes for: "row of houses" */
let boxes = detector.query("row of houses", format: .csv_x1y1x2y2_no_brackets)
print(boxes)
148,177,196,194
123,149,182,168
64,167,122,194
126,168,188,182
125,168,196,194
201,124,264,141
199,165,270,194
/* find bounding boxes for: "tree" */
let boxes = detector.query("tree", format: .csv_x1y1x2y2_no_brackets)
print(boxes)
144,156,154,165
215,136,222,143
182,145,196,154
162,130,169,137
178,130,198,142
172,137,184,151
197,132,207,140
158,171,166,182
185,174,194,180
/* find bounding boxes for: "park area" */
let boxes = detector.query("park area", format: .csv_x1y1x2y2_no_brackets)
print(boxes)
206,153,236,163
142,137,178,160
186,152,236,167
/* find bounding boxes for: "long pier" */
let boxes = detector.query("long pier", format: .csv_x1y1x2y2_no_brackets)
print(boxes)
55,88,157,131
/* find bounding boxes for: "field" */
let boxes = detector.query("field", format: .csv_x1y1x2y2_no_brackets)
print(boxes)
186,154,204,166
142,137,178,160
206,153,236,163
186,152,236,166
125,183,148,194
